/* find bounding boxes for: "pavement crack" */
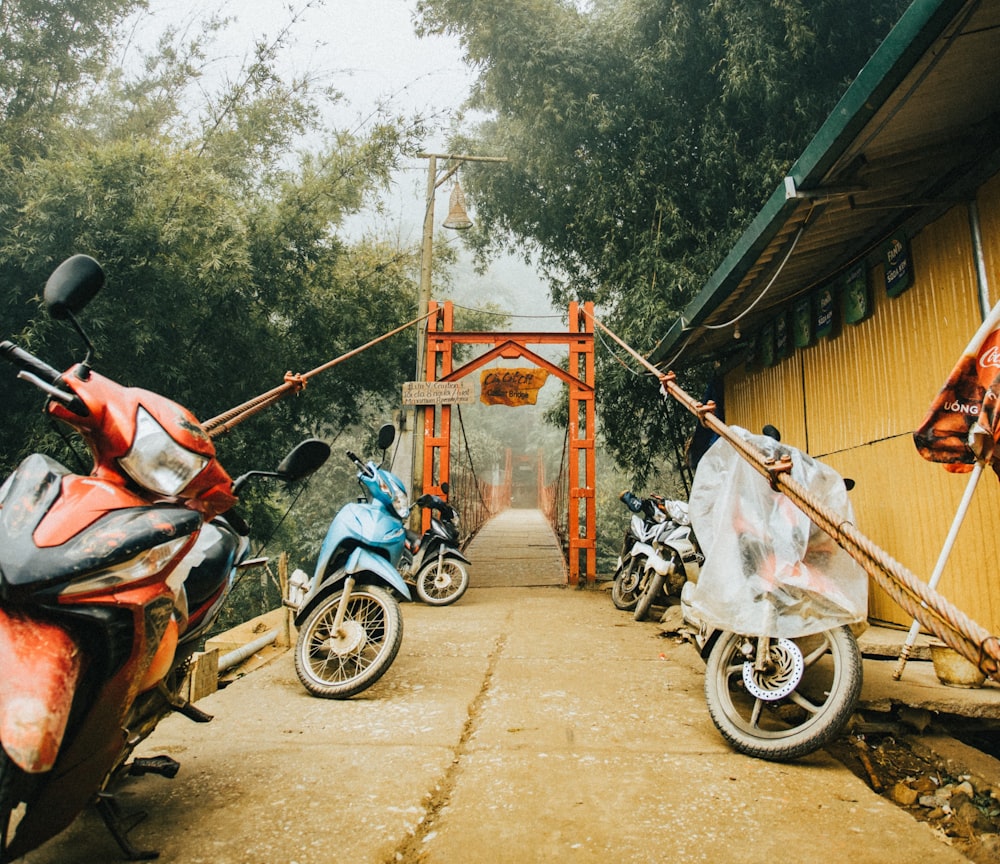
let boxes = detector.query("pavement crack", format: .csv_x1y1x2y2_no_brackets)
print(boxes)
385,627,508,863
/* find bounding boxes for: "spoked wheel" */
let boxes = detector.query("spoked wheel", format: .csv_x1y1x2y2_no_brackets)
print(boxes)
415,557,469,606
294,584,403,699
611,557,644,611
704,625,862,761
633,571,665,622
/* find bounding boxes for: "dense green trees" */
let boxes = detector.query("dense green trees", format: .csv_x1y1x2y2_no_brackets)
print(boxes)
416,0,909,485
0,2,427,542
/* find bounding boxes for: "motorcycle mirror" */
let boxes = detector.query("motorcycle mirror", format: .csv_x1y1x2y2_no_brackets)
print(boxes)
44,255,105,320
441,481,449,495
276,438,331,482
377,423,396,451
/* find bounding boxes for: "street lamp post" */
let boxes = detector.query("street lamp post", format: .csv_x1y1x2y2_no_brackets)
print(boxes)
410,151,507,510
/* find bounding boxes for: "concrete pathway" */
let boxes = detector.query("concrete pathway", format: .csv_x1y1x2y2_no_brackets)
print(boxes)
23,587,973,864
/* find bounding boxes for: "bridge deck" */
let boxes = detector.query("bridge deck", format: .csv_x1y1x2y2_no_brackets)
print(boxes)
463,507,567,586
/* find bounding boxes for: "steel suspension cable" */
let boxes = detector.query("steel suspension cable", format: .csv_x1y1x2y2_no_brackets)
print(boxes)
202,309,436,437
581,307,1000,681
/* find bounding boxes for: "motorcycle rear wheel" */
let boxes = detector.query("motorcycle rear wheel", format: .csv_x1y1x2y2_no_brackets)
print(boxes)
415,557,469,606
294,584,403,699
704,625,862,761
611,557,643,611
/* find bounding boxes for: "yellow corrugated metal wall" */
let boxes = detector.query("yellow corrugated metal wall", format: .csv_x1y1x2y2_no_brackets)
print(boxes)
724,172,1000,634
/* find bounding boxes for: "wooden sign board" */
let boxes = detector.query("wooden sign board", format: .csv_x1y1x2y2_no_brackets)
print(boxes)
402,380,475,405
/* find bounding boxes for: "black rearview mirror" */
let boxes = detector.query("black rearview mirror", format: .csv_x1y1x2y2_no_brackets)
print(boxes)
44,255,105,320
276,439,330,482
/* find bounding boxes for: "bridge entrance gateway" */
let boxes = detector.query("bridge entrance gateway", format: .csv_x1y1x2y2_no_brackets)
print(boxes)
417,300,596,585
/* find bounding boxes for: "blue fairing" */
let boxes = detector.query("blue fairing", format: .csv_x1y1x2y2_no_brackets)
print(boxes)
312,500,410,599
344,547,410,599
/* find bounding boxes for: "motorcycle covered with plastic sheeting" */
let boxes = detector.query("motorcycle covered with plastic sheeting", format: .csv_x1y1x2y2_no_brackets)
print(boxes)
683,427,867,761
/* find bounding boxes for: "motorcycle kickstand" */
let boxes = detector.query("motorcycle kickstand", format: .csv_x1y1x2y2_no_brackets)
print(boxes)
95,792,159,861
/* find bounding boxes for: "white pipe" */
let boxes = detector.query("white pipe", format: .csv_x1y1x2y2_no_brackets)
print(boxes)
218,628,279,672
893,461,983,679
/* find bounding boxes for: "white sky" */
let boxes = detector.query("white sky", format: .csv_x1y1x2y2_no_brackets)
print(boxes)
129,0,473,154
127,0,557,319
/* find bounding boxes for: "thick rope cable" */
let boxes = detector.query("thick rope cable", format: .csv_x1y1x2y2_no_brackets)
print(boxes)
202,309,436,437
581,307,1000,681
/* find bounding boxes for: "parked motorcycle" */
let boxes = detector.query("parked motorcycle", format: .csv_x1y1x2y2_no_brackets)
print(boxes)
400,483,471,606
610,491,668,611
631,498,703,622
288,425,411,699
0,255,330,862
681,423,866,762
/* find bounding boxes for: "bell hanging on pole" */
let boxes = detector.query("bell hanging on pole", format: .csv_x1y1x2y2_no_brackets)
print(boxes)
442,180,473,230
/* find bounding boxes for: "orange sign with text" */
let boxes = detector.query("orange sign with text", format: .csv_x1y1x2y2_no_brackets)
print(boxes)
480,367,549,407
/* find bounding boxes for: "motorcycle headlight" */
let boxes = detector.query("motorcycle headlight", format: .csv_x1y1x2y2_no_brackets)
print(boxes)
119,407,209,497
376,472,410,520
59,536,192,596
391,489,411,520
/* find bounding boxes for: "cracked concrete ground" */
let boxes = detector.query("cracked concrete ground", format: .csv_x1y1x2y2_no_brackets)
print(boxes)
21,587,973,864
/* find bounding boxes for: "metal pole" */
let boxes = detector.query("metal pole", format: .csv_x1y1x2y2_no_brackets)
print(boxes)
892,460,984,679
410,152,508,512
412,154,437,512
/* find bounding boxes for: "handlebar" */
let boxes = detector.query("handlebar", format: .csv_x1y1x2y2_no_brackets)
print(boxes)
346,450,374,477
1,340,90,417
416,493,455,519
1,340,63,385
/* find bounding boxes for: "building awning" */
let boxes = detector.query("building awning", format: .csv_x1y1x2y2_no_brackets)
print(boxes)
650,0,1000,370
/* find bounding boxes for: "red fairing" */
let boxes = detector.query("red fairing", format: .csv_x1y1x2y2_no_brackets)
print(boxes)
47,366,236,518
0,608,82,773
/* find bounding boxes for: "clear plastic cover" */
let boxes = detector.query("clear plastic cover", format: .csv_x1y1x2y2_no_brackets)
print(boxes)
687,427,868,638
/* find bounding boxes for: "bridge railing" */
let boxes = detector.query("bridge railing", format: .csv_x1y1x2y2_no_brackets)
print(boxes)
448,424,511,548
539,435,569,555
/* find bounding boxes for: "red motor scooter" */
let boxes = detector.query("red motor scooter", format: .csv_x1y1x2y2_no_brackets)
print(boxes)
0,256,329,861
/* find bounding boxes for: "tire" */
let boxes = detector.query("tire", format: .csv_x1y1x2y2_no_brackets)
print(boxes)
611,557,644,611
415,556,469,606
294,584,404,699
1,749,14,863
703,625,863,761
633,572,665,622
0,747,28,863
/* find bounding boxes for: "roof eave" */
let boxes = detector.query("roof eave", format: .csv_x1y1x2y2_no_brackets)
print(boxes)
651,0,969,368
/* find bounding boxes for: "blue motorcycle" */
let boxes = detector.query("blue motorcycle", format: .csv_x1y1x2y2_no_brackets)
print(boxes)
289,424,411,698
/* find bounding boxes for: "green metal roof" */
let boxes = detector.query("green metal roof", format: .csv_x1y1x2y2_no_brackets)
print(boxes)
651,0,1000,369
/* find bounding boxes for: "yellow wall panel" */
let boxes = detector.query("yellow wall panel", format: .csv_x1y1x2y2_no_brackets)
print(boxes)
723,184,1000,633
724,354,806,446
976,171,1000,308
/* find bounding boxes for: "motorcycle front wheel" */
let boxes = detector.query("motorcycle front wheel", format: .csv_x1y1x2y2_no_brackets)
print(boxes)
632,571,665,622
294,584,403,699
703,625,862,761
415,557,469,606
611,556,643,611
0,748,29,863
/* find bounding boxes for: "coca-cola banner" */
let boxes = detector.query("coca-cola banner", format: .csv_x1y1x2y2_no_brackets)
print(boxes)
914,300,1000,474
